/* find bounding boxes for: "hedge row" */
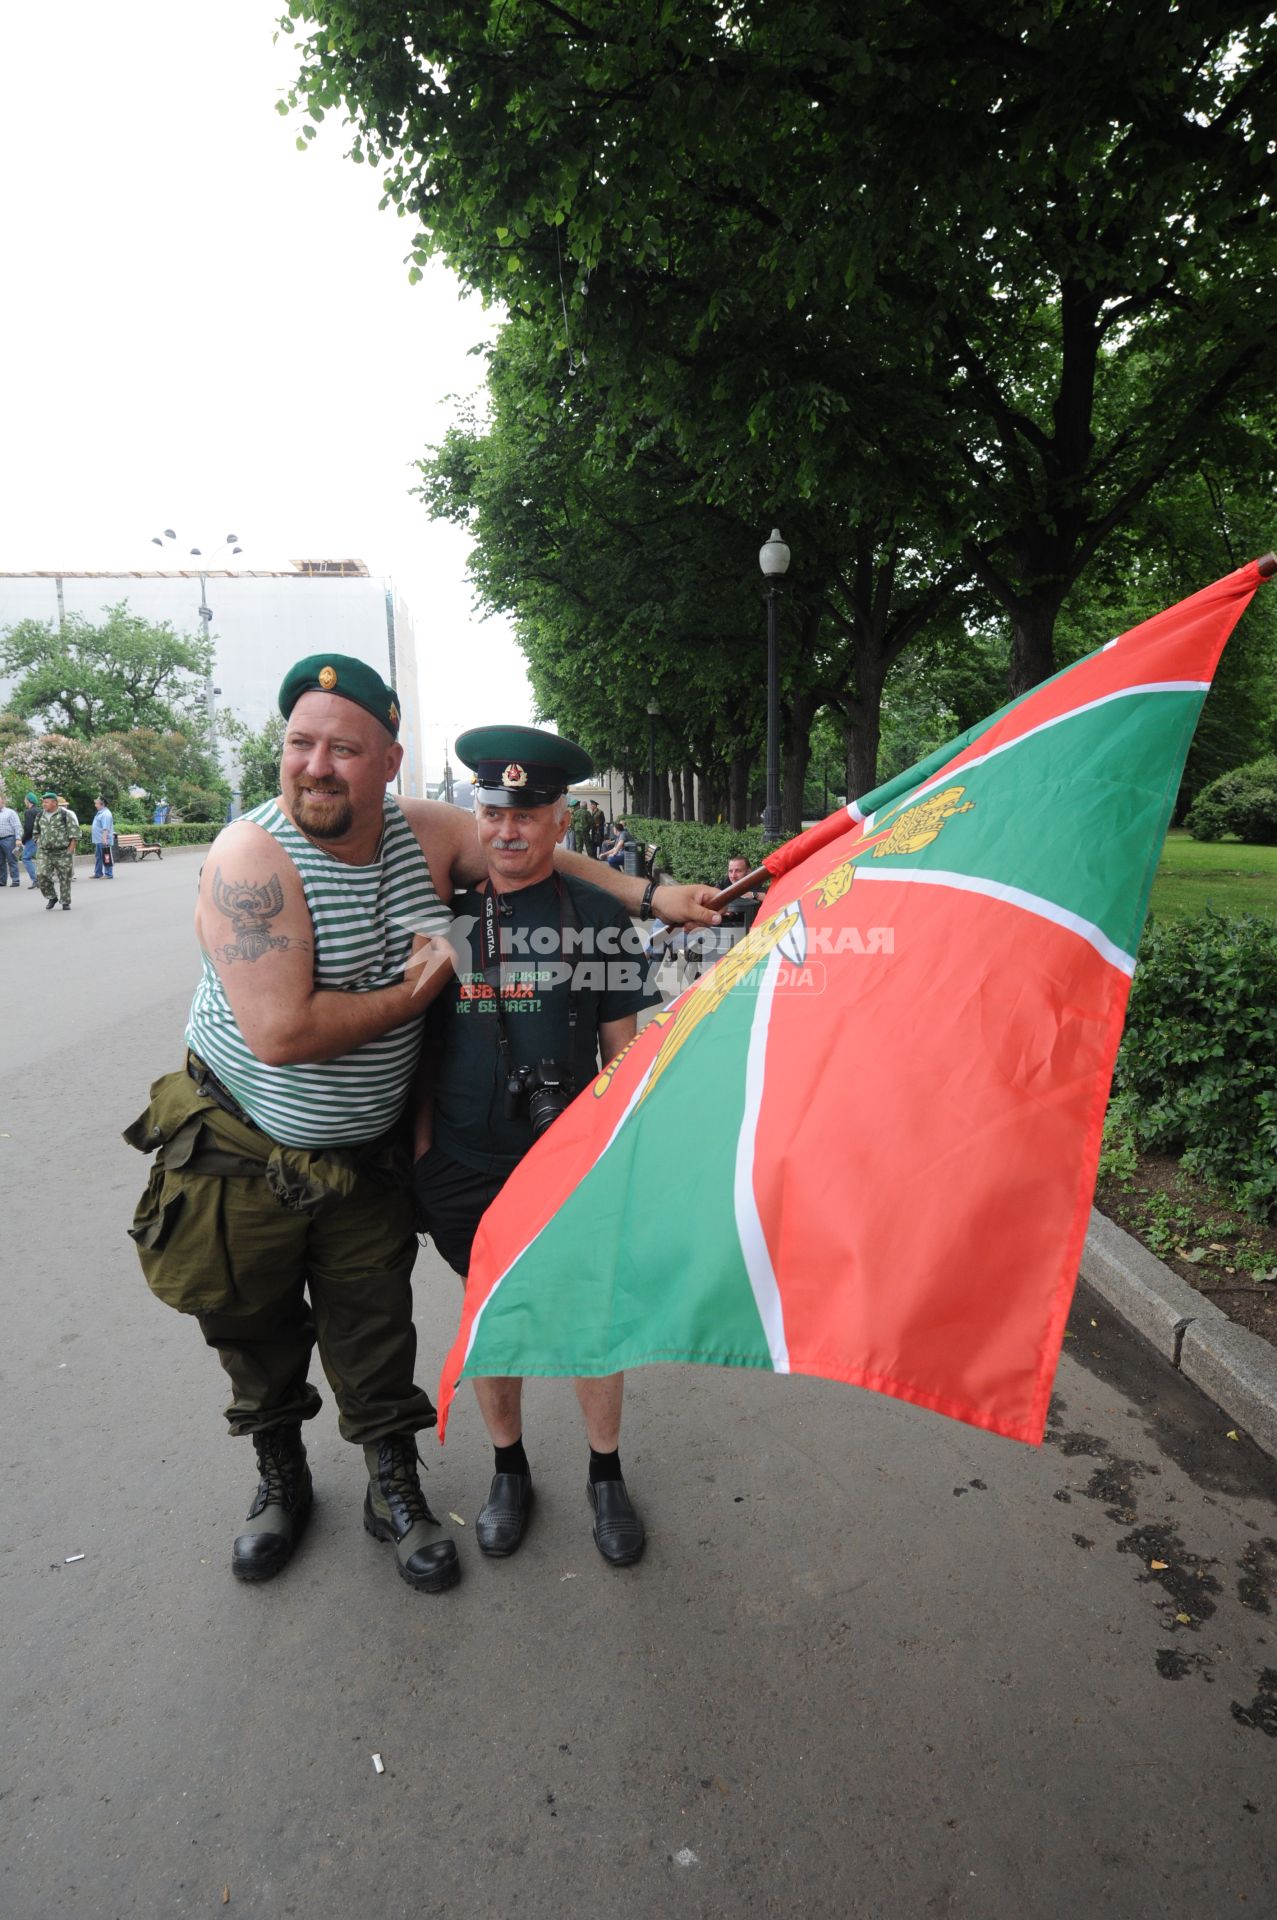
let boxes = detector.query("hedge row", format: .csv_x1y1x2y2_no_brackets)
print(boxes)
1109,912,1277,1220
622,816,772,885
111,822,223,847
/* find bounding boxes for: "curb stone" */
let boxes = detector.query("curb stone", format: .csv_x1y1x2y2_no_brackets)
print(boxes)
1080,1206,1277,1460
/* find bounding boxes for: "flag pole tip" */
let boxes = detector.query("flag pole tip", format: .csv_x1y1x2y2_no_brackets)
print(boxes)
1257,552,1277,579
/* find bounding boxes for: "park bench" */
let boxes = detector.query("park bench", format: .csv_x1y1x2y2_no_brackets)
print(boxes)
115,833,163,862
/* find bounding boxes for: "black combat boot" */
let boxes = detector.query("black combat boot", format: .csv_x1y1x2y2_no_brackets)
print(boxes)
231,1425,313,1582
363,1434,460,1593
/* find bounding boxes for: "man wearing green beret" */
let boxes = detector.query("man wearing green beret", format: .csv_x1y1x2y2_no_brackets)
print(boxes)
34,791,77,910
126,653,720,1598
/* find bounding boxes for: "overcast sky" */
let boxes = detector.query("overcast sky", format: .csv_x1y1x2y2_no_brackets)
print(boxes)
0,0,535,775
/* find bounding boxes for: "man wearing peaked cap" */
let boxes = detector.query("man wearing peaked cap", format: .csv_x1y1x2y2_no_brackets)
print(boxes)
126,658,722,1601
414,722,658,1567
454,723,593,807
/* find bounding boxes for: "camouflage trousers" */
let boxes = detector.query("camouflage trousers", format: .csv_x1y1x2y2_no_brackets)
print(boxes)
37,850,73,905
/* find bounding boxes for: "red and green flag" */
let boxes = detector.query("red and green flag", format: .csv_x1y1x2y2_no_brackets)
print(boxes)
437,558,1271,1446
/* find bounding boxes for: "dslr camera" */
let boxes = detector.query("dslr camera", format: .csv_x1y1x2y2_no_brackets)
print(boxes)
504,1059,575,1139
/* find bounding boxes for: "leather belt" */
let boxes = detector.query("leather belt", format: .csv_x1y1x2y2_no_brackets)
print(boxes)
186,1052,260,1131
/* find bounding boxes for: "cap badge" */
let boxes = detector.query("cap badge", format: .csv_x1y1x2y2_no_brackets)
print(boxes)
503,762,528,788
388,701,399,725
318,664,338,690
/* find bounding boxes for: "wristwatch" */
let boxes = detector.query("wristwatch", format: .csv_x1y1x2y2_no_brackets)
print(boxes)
639,878,658,919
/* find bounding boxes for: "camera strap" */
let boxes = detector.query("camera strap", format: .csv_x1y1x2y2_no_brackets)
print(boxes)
477,877,580,1076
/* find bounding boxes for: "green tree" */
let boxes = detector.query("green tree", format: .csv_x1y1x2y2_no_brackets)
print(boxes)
284,1,1277,697
2,732,139,821
0,603,213,738
222,712,286,811
103,727,230,822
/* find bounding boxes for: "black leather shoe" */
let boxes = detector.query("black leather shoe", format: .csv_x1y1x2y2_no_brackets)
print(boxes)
45,897,56,910
363,1435,460,1592
232,1426,312,1581
587,1477,645,1566
475,1472,534,1556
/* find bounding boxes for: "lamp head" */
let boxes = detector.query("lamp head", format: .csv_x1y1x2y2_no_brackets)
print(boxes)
759,528,791,578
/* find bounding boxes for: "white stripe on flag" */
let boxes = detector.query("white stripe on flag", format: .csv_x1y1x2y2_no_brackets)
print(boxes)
733,944,791,1372
854,866,1138,974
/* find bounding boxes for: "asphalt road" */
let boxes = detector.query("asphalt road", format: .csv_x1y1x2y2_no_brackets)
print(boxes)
2,849,1275,1919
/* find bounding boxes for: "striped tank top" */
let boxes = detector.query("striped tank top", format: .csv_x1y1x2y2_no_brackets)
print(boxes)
187,794,450,1147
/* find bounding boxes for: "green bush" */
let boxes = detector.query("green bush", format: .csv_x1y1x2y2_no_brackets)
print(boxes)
623,816,771,886
113,821,222,848
1185,754,1277,844
1108,912,1277,1220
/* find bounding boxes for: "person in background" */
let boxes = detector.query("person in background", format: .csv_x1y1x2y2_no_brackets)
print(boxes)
91,794,116,879
19,793,40,888
0,797,23,890
35,792,77,910
599,817,633,870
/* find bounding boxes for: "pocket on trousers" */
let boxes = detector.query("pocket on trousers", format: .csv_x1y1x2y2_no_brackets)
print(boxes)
128,1164,238,1315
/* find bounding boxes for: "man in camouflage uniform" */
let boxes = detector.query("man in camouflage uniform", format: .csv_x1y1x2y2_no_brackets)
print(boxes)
35,790,77,911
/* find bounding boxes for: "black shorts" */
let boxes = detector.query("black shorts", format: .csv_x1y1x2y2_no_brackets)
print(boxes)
413,1147,510,1278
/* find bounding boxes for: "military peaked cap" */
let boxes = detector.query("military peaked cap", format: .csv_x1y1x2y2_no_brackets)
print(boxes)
278,654,401,737
455,724,593,808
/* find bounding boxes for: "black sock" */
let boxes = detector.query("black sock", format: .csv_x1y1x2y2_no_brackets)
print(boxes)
494,1437,529,1477
589,1447,623,1485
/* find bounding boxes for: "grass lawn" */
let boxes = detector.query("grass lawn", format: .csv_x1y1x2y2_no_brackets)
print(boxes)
1147,828,1277,920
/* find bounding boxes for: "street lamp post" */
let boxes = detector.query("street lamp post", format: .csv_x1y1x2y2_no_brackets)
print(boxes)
758,527,791,839
151,527,243,810
646,700,660,816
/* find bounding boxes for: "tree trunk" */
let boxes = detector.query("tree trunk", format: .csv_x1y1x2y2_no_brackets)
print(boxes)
672,770,685,821
781,686,817,834
681,763,696,822
843,702,881,805
728,755,750,830
1007,594,1063,695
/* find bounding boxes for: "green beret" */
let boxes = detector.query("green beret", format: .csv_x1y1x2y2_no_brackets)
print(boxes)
42,790,59,800
455,724,593,806
278,654,401,737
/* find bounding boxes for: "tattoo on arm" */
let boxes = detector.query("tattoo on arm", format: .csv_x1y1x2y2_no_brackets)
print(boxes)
210,867,312,966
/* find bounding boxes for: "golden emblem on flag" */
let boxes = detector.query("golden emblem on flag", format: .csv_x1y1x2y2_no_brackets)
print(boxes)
872,786,973,857
803,785,975,909
318,664,338,690
812,860,857,909
634,904,808,1106
504,763,528,788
